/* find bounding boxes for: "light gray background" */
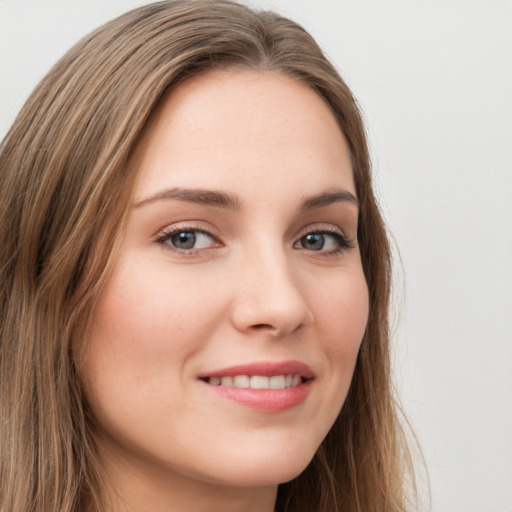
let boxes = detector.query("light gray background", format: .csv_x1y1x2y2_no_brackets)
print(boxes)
1,1,511,511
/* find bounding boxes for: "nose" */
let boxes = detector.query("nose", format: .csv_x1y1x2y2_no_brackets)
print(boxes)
230,245,314,337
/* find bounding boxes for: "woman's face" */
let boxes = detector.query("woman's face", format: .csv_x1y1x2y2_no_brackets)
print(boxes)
81,70,369,503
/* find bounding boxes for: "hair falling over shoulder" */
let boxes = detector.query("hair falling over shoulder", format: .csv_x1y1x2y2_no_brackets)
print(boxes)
0,1,422,510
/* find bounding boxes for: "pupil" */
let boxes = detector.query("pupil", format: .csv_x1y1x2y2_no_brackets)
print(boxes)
172,231,196,249
304,233,324,250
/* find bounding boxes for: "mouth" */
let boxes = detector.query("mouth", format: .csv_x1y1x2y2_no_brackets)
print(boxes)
198,361,314,412
202,374,307,389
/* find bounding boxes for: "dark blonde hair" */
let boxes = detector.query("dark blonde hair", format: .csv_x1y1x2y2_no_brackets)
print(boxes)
0,1,417,510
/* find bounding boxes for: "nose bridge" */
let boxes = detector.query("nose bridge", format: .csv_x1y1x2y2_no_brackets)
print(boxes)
231,233,313,335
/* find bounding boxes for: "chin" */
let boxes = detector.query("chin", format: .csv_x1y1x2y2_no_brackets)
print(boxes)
201,442,318,488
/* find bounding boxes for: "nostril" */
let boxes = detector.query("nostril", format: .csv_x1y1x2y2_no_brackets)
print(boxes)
252,323,276,330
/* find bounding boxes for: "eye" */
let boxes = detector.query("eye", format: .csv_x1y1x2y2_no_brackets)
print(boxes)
294,230,353,253
156,228,218,251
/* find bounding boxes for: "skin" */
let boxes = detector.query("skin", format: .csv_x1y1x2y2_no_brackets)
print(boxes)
80,69,369,512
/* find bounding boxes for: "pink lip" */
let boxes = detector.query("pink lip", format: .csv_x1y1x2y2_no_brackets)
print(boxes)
198,360,314,412
198,360,315,379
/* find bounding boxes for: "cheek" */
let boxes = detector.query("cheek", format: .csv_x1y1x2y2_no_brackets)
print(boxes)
90,255,217,352
311,268,369,416
80,255,222,408
316,270,369,353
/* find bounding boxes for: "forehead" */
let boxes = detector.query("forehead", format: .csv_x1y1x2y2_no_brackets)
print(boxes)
130,69,355,203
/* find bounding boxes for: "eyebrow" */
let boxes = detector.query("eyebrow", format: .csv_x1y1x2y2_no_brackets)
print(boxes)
134,187,242,210
299,188,359,211
134,186,358,211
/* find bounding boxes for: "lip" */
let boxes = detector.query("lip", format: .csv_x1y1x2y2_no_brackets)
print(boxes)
198,360,315,379
198,360,314,412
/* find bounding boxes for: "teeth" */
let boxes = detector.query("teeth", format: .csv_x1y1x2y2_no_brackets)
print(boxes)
209,376,221,386
220,376,233,386
250,375,269,389
207,374,304,389
233,375,250,388
269,375,286,389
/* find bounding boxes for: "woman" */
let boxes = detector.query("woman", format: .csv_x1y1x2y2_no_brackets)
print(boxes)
0,1,417,511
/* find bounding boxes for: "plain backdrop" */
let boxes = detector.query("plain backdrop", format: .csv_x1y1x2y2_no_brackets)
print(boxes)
1,1,511,511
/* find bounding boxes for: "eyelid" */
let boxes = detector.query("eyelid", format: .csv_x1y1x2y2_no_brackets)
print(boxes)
295,222,351,240
153,220,219,240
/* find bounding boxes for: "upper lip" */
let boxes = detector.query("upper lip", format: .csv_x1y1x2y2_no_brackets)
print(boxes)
198,360,315,379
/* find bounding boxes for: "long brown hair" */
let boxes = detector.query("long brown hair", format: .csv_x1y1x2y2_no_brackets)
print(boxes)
0,1,417,510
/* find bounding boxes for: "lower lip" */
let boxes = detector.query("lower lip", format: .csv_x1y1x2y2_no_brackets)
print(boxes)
203,380,312,412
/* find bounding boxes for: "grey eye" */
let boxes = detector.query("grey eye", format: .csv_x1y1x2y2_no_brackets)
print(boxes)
294,230,351,253
299,233,325,251
163,230,215,250
170,231,197,250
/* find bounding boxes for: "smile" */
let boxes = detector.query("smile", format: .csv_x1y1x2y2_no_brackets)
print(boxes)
205,374,305,389
199,361,314,412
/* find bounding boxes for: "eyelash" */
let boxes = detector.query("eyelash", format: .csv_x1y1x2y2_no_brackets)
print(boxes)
155,224,220,254
154,225,354,256
294,227,355,256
